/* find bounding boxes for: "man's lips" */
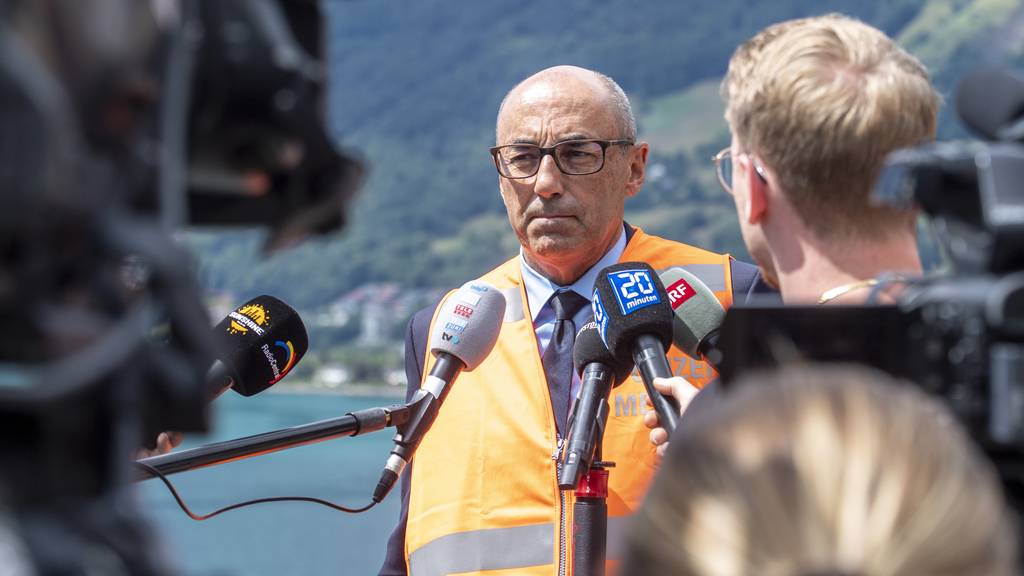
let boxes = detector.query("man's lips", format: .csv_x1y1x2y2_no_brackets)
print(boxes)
529,214,575,221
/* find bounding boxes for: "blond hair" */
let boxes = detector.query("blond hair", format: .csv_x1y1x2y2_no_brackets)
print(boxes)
622,364,1017,576
722,14,940,241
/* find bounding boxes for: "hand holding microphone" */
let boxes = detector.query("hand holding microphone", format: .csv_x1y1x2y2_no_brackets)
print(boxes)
659,267,726,369
592,262,681,434
373,280,505,503
136,432,186,459
643,378,698,458
644,267,727,455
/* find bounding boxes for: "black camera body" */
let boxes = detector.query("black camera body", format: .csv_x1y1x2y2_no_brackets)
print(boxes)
0,1,361,573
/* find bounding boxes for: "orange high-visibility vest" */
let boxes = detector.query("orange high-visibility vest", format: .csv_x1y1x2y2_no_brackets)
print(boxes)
405,227,734,575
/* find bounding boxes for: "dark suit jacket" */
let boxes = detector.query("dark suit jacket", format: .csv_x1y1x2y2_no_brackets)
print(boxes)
378,241,776,575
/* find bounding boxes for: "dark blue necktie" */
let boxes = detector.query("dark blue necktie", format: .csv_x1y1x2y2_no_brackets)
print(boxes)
542,290,590,436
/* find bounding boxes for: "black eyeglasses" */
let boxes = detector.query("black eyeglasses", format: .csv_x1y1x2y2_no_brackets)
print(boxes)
712,147,767,195
490,138,635,179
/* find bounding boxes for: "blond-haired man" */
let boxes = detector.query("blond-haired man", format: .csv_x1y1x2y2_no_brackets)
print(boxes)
648,14,942,452
717,13,940,304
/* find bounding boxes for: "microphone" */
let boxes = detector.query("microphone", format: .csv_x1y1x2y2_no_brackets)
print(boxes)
956,68,1024,141
206,295,309,399
559,321,633,489
373,280,505,503
592,262,681,434
658,267,726,368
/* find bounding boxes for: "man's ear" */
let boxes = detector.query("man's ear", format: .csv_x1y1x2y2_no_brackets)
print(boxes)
746,160,768,224
624,142,649,198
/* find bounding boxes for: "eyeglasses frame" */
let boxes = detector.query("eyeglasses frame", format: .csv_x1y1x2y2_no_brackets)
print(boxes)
490,138,636,179
712,146,768,195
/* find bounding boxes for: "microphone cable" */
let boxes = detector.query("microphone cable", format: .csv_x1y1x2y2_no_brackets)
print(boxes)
135,461,376,520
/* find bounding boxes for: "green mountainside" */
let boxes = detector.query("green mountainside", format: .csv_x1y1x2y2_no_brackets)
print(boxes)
188,0,1024,313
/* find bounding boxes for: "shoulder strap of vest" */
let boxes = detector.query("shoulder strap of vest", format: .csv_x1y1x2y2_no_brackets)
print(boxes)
478,257,526,323
622,226,735,306
419,256,528,385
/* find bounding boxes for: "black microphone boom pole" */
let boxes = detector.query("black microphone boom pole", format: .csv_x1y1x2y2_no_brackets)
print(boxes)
136,404,410,480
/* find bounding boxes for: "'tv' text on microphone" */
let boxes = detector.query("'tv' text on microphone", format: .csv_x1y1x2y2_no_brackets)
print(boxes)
373,281,505,503
592,262,681,434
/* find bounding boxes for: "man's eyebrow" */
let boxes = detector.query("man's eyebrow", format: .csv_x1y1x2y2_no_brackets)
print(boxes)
505,133,595,146
556,133,592,143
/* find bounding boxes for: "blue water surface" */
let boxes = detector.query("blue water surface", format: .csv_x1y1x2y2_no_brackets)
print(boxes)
136,392,403,576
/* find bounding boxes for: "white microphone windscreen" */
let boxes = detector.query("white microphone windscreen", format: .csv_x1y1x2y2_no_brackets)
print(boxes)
658,267,726,358
429,280,506,370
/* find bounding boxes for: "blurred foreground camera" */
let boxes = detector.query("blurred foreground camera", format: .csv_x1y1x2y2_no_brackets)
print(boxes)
0,0,362,573
151,0,364,249
873,70,1024,276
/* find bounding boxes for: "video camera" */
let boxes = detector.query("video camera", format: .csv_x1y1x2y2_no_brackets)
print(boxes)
715,68,1024,490
0,0,361,573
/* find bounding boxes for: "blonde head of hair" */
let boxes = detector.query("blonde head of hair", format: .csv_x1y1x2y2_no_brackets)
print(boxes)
722,14,941,241
622,364,1018,576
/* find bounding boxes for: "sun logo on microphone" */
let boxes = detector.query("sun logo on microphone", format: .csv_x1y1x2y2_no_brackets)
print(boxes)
228,303,270,335
267,340,298,385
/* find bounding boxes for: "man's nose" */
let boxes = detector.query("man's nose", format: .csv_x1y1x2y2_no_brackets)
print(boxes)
533,154,564,198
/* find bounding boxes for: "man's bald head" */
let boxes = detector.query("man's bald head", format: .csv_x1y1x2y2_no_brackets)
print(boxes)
491,65,648,286
496,66,637,143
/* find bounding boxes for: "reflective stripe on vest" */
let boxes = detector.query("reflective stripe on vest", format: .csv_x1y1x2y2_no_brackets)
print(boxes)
409,516,635,575
663,263,727,292
409,523,552,575
500,287,526,323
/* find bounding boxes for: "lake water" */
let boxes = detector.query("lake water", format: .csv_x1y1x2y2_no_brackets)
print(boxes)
135,391,403,576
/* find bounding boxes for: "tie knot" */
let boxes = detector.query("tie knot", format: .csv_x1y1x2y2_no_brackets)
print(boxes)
549,290,589,321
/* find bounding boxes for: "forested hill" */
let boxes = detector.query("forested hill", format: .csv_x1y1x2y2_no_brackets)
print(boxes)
188,0,1024,311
